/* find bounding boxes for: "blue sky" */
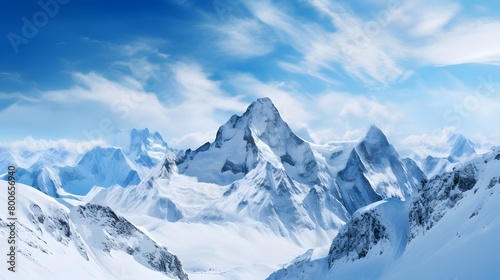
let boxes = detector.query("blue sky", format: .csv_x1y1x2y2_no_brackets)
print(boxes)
1,0,500,154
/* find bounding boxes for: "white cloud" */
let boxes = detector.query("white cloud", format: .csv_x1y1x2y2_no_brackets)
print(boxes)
0,66,248,150
228,73,314,125
2,63,497,156
112,58,166,85
0,72,22,83
396,126,458,159
415,20,500,66
0,72,172,145
310,90,405,142
0,137,106,154
227,73,406,144
169,132,215,150
211,18,275,58
400,125,456,148
237,0,500,88
163,62,250,147
246,0,408,87
392,0,461,37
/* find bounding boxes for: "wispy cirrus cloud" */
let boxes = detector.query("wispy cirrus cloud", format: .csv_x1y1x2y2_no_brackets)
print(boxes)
414,20,500,66
0,65,247,149
231,0,500,88
227,72,406,143
166,62,249,148
210,18,276,58
0,72,22,83
245,0,408,87
391,0,461,37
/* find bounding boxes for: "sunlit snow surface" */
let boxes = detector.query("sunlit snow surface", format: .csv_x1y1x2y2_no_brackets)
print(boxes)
89,171,343,279
0,183,186,280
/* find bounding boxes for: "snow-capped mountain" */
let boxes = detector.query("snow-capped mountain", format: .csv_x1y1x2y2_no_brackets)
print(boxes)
127,128,170,176
335,125,425,213
177,97,324,186
0,146,79,170
71,204,188,280
11,148,81,197
169,98,349,236
447,134,477,161
3,146,142,197
268,148,500,280
1,129,170,198
88,97,428,244
0,149,17,169
419,134,478,178
58,146,141,195
0,182,188,280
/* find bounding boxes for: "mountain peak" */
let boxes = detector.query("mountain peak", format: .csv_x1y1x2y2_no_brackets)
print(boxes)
241,97,280,122
131,127,150,136
179,97,320,186
130,128,167,147
448,133,476,160
250,97,274,108
127,128,169,169
362,125,389,147
214,97,294,143
447,133,466,143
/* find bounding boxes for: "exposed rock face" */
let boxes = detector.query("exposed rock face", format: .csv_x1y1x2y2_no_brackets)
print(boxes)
409,163,478,240
328,210,389,268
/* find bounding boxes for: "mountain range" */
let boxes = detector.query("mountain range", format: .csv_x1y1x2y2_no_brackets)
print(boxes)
1,97,498,280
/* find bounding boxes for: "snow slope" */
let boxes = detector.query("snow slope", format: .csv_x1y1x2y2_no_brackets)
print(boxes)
87,152,346,279
88,154,184,221
0,183,188,280
383,148,500,280
210,161,348,237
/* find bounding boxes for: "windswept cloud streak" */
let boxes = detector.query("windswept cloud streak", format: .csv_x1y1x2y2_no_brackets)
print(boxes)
415,21,500,66
210,18,276,58
245,0,408,87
